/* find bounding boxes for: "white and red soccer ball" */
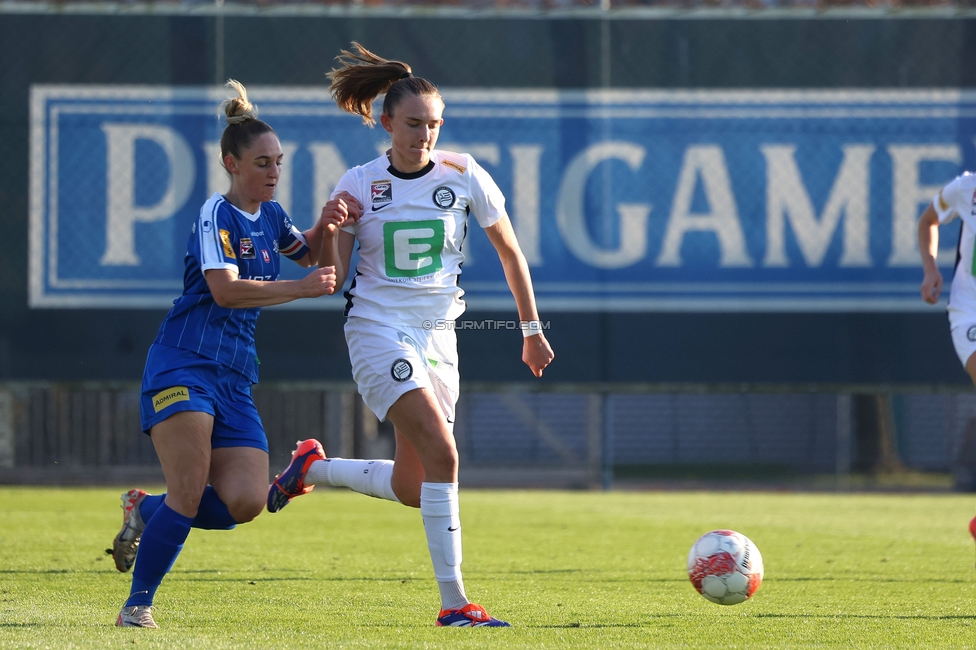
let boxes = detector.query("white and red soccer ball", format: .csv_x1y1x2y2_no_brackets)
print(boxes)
687,529,764,605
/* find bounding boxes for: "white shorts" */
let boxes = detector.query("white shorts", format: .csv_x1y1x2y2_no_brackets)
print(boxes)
950,322,976,369
344,317,460,423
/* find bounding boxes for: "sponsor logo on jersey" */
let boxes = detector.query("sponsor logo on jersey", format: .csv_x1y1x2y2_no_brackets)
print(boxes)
240,238,256,259
968,326,976,342
371,180,393,210
441,159,466,174
261,249,271,263
250,231,265,237
152,386,190,413
391,358,413,382
383,220,446,278
432,186,457,209
219,229,236,259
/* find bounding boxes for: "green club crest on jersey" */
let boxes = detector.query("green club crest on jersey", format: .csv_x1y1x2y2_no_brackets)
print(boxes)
383,220,446,278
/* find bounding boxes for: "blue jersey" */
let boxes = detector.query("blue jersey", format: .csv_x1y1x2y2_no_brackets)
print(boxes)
154,192,309,383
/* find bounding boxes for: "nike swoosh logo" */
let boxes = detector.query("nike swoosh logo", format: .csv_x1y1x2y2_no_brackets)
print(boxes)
448,526,459,532
372,204,390,212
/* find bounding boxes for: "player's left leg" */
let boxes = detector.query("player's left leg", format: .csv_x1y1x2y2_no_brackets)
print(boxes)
386,389,509,628
209,446,269,523
965,351,976,568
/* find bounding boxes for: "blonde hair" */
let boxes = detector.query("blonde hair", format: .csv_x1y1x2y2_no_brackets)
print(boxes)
221,79,259,125
327,42,441,127
218,79,275,163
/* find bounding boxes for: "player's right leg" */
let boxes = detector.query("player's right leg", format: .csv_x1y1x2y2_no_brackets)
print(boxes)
116,411,212,628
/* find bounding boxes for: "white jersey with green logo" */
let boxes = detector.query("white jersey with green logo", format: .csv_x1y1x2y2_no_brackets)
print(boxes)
334,150,506,326
933,172,976,325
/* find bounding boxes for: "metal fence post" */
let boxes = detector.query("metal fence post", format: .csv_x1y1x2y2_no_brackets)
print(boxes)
836,393,852,491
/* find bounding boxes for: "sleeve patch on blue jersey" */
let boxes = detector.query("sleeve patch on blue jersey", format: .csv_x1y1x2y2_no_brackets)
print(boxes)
219,230,236,259
153,386,190,413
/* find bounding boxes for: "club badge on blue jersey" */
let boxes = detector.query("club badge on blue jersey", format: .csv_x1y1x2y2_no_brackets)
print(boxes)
240,238,256,259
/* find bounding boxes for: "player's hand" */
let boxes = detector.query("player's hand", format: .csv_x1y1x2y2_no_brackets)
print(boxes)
921,268,943,304
319,193,362,236
334,191,363,222
523,333,554,378
299,266,337,297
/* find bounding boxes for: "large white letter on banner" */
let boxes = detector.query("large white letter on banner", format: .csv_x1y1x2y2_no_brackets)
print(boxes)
762,144,874,268
657,145,752,267
557,142,650,269
887,144,961,267
100,124,194,265
308,143,351,229
509,144,543,266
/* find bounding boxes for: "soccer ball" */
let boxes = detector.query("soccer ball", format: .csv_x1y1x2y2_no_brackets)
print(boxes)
687,529,763,605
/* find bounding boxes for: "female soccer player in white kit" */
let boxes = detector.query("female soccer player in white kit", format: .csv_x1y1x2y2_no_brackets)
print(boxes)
918,171,976,553
267,43,555,627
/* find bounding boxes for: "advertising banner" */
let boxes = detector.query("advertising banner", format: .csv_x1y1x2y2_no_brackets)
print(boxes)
30,85,970,310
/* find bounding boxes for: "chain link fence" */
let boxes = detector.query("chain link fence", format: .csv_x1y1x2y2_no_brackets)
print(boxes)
2,383,972,489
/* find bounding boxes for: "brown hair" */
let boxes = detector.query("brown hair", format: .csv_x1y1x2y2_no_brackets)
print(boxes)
219,79,276,164
327,42,442,127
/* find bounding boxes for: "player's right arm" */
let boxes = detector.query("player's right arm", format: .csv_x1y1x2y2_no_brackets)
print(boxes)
918,204,943,305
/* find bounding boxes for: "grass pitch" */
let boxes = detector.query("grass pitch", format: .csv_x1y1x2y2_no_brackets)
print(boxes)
1,486,975,648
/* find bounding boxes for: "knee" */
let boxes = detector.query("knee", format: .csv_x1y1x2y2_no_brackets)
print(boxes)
422,443,458,484
166,480,208,517
425,443,457,475
224,494,266,523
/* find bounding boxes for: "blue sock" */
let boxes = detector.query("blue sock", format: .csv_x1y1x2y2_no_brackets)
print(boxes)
125,503,192,607
138,487,237,530
138,494,164,523
192,487,238,530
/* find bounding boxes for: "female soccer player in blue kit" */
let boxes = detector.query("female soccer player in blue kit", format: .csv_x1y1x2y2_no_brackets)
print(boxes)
110,81,357,628
266,43,555,627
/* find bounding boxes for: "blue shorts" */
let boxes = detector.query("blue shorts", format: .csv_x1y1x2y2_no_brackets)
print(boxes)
140,344,268,452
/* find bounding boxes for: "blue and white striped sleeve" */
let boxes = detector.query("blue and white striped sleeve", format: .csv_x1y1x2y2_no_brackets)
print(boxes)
199,195,239,272
275,203,310,261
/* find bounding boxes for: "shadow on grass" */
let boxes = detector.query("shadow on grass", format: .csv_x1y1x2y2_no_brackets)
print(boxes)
750,613,976,621
534,612,976,629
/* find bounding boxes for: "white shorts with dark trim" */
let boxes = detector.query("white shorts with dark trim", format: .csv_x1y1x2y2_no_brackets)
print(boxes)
950,321,976,369
344,317,460,424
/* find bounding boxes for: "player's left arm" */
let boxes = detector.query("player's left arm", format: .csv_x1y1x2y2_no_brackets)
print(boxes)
484,215,554,378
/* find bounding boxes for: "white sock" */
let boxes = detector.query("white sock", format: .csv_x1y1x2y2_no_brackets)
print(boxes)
420,482,469,611
304,458,400,503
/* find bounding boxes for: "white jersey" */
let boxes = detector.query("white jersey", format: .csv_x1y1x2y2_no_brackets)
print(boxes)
933,172,976,324
333,150,506,327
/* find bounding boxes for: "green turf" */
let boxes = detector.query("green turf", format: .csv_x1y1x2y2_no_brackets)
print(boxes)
1,486,975,648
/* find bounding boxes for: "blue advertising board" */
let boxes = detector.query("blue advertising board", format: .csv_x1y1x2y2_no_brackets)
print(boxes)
29,85,973,310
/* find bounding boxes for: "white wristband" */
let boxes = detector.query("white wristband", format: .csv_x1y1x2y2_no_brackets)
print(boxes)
521,320,543,338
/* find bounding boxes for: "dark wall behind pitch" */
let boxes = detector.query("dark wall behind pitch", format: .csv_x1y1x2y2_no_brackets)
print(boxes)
0,11,969,385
